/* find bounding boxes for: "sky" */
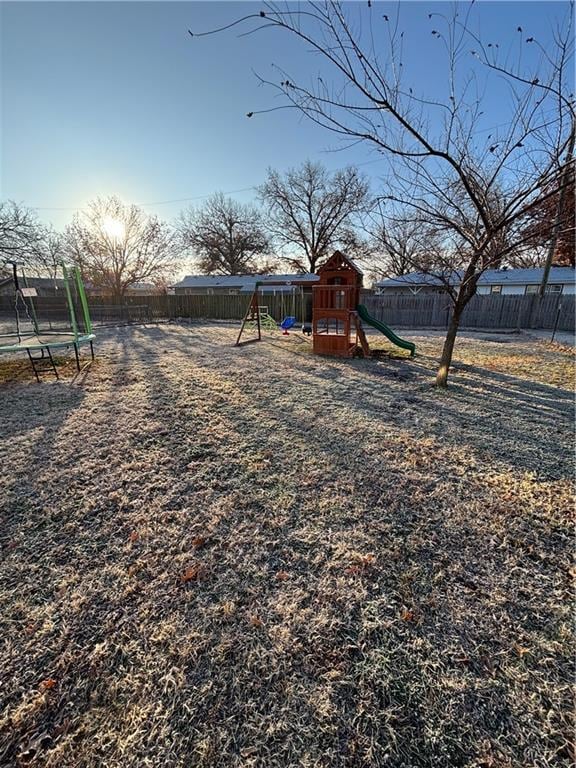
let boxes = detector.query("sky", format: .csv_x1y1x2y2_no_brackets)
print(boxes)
1,1,573,233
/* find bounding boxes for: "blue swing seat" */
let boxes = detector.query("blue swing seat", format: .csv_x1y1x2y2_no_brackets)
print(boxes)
280,316,297,330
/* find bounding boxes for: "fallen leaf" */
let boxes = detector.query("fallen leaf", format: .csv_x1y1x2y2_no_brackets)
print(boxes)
275,570,290,581
192,536,207,549
249,615,263,628
346,554,376,575
39,679,57,692
401,609,415,622
513,642,531,657
181,565,204,583
53,718,71,737
128,530,139,543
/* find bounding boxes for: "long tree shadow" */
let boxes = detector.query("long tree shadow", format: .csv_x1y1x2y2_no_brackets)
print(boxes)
0,382,86,465
447,360,574,407
141,324,573,480
111,327,573,767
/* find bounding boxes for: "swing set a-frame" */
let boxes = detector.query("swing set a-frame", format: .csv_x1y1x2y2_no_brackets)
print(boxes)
235,279,309,346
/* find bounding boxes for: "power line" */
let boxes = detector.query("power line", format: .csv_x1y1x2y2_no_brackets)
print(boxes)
27,127,553,213
28,160,384,212
31,186,259,212
136,186,258,207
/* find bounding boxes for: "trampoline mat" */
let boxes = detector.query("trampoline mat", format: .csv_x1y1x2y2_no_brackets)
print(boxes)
0,333,95,353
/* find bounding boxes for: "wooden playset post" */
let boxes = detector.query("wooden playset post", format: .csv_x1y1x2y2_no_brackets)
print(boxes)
312,251,366,357
235,289,261,346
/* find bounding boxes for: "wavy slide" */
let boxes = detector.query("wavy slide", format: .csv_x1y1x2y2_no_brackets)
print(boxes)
357,304,416,356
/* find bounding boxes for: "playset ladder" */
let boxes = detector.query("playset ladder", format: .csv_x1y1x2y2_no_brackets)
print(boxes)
353,312,371,357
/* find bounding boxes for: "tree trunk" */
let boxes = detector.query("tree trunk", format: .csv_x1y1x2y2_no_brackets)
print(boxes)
435,306,462,387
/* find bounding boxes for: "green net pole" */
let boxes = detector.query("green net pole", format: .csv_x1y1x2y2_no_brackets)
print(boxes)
74,266,92,334
62,263,79,340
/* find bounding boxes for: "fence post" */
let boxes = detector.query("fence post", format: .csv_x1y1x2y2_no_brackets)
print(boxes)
551,301,562,342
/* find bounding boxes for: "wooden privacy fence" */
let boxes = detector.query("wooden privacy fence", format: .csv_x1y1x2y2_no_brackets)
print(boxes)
0,296,152,326
362,293,575,332
78,292,576,331
88,293,306,323
146,292,573,332
2,292,572,332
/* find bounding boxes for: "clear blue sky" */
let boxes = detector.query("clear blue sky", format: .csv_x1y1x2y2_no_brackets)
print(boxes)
1,1,572,231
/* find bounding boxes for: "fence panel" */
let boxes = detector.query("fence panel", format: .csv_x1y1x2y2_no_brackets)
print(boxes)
364,294,451,328
3,292,571,332
365,293,574,332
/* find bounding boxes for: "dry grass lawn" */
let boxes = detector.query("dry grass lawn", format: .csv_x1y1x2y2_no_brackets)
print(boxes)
0,323,574,767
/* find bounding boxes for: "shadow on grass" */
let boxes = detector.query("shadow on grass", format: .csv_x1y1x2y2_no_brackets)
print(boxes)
134,323,574,480
116,328,573,766
2,324,570,766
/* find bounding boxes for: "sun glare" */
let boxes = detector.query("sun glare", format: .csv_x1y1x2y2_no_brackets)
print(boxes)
102,216,125,240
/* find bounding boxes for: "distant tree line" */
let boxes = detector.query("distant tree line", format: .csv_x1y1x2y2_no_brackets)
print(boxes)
1,154,572,299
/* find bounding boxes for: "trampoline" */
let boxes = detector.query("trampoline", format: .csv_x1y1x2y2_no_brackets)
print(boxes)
0,261,95,381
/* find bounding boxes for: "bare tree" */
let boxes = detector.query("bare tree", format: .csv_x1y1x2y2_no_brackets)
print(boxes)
27,228,66,280
64,196,181,297
0,201,45,265
258,161,370,272
191,2,574,385
362,201,448,281
179,192,270,275
369,220,419,280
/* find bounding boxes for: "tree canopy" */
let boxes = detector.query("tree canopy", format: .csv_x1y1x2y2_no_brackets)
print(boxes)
258,161,370,272
179,192,270,275
64,196,181,297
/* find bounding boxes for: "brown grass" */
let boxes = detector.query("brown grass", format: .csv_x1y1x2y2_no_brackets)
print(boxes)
0,323,574,767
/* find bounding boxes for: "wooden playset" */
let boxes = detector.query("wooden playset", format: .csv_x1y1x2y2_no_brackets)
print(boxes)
311,250,369,357
235,251,416,357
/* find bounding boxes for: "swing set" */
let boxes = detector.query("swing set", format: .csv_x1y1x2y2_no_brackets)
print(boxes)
235,281,309,346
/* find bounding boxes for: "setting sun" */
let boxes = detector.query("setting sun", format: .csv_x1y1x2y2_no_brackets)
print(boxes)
102,216,125,240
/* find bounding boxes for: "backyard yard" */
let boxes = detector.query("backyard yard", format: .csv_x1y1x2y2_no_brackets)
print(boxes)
0,323,574,767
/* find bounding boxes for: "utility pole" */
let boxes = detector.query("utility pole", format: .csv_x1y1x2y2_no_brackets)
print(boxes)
538,123,575,298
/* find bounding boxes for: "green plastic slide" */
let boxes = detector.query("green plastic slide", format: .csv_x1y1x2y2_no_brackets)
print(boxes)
357,304,416,356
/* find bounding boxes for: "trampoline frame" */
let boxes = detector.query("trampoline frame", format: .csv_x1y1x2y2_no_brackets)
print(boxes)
0,261,96,380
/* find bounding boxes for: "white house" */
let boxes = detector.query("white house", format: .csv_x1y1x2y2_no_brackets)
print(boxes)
375,267,576,296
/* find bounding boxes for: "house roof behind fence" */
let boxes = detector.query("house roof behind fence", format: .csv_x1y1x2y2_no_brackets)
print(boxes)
375,267,576,288
127,282,157,291
0,276,68,290
170,273,320,291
